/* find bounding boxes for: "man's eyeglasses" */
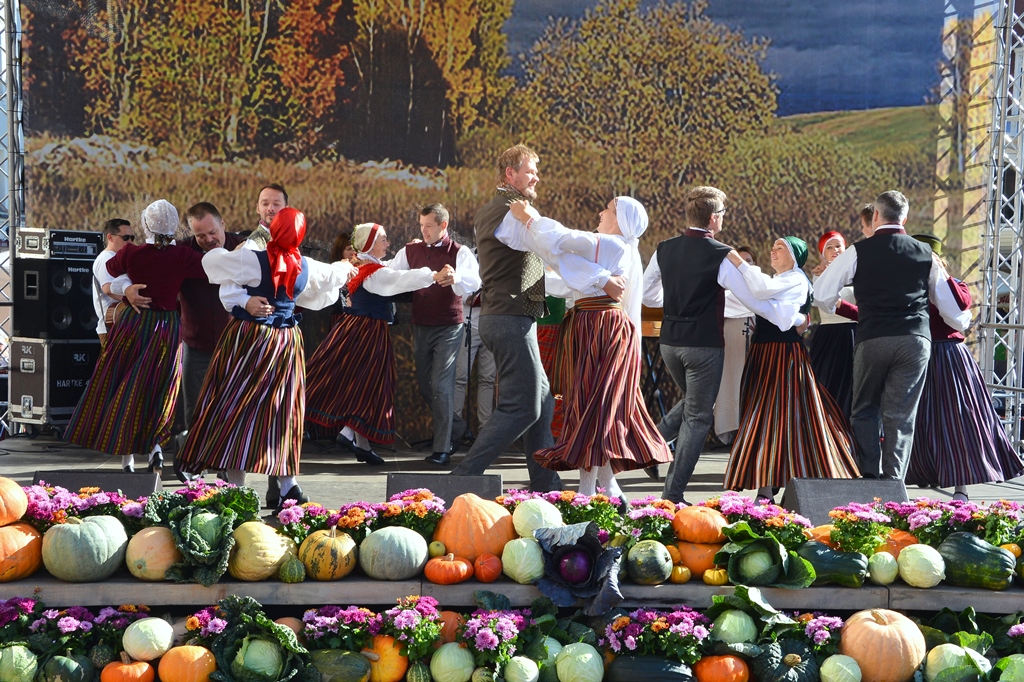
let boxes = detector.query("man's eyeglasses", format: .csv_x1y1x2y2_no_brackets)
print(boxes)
714,208,728,215
118,234,136,241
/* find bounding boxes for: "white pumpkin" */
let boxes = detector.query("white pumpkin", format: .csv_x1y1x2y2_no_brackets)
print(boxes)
122,617,175,662
228,521,297,581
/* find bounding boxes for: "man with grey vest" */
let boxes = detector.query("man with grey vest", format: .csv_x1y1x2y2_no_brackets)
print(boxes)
643,186,805,504
815,190,971,480
449,145,573,491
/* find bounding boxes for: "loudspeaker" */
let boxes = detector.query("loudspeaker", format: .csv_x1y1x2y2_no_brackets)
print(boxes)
33,470,160,500
13,259,100,339
385,472,502,502
780,477,909,526
10,337,101,425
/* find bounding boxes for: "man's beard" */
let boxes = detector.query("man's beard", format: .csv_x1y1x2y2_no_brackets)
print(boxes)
522,186,537,200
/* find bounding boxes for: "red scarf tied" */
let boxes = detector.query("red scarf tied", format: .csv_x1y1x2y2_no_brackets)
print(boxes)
267,207,306,298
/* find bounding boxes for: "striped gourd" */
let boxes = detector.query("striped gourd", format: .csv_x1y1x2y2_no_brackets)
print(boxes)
278,554,306,583
299,527,357,581
405,661,431,682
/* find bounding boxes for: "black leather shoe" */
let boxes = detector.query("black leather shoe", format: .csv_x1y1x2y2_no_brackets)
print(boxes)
265,477,281,509
338,431,385,465
275,485,309,514
122,465,135,474
425,451,451,466
147,453,163,476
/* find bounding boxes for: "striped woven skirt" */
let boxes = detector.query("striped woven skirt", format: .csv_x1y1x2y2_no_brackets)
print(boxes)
177,318,304,476
809,322,856,419
65,308,182,457
537,322,564,439
533,298,672,472
906,340,1024,487
305,313,396,444
724,340,859,490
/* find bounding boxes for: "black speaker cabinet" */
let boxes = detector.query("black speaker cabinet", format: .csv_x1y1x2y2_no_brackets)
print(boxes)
780,477,909,526
13,258,100,339
10,337,100,425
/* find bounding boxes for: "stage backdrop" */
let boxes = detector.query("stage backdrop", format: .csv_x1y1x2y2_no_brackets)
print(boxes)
18,0,992,444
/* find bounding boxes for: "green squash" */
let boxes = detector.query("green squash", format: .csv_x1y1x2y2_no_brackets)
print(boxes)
626,540,673,585
309,649,371,682
406,661,431,682
753,639,819,682
39,653,94,682
606,655,694,682
796,541,869,588
471,669,495,682
937,532,1016,590
359,526,428,580
87,642,115,670
41,516,128,582
278,554,306,583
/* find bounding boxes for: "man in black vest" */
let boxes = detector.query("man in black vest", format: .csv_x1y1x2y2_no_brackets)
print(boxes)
389,203,480,466
643,186,806,503
815,190,970,480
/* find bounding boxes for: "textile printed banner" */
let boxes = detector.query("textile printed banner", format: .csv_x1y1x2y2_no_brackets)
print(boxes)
18,0,986,441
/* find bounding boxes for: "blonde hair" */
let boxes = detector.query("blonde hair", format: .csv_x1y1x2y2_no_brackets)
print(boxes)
497,144,539,184
685,186,726,229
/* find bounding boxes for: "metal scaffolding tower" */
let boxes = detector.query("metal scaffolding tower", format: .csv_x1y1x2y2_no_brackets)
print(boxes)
0,0,19,431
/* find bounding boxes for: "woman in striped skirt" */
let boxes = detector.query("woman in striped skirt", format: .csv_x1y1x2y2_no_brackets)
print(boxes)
809,231,857,418
905,235,1023,500
66,200,206,475
723,237,859,502
176,208,354,507
507,197,672,497
305,222,443,464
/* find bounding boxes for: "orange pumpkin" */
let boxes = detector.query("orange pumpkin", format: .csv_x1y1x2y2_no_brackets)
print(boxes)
436,611,465,647
694,655,750,682
875,529,918,558
101,653,155,682
157,645,218,682
432,493,517,563
361,634,408,682
126,526,184,581
805,525,836,548
0,478,27,527
672,506,728,543
474,553,502,583
0,523,42,582
840,609,925,682
676,541,725,576
424,554,474,584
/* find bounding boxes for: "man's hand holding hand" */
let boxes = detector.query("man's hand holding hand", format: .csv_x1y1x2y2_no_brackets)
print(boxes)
125,284,152,313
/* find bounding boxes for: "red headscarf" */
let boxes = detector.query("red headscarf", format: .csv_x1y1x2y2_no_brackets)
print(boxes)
818,231,845,257
267,207,306,298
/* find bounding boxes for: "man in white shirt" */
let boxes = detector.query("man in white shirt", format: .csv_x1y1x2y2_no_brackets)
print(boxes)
92,218,135,348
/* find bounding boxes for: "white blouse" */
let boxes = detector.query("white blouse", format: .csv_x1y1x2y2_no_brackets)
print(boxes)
733,262,810,332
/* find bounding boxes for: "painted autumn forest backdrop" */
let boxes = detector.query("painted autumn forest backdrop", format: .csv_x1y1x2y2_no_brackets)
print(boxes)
19,0,947,441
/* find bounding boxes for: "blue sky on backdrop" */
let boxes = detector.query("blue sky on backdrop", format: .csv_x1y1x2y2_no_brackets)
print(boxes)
504,0,947,116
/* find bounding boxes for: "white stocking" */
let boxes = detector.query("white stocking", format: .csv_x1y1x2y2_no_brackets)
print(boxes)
225,468,247,486
578,467,598,496
596,463,624,499
121,455,135,469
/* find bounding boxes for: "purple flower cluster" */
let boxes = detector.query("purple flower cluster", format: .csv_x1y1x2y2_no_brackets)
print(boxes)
1008,624,1024,638
496,489,623,533
459,608,532,666
600,607,710,664
176,478,234,502
300,604,378,650
23,483,145,532
804,615,844,647
371,596,442,661
0,597,36,628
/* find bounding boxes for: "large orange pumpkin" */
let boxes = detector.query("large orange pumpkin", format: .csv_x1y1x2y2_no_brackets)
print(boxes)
876,529,918,558
157,645,218,682
361,634,408,682
432,493,517,563
673,506,728,543
839,609,925,682
0,478,27,527
676,541,725,576
126,526,183,581
101,653,154,682
693,655,750,682
0,523,42,582
805,525,836,548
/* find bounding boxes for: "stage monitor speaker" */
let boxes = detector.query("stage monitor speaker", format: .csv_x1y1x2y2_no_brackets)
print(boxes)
780,477,909,526
33,470,160,500
10,337,101,425
13,258,100,339
385,472,502,502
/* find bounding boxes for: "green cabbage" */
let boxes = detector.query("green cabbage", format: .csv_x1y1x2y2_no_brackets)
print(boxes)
504,656,539,682
738,549,774,580
554,643,603,682
997,655,1024,682
502,538,545,584
513,499,564,538
0,645,37,682
230,636,285,682
820,655,861,682
192,511,223,547
710,609,758,644
897,544,945,588
867,551,898,585
925,643,990,682
430,642,476,682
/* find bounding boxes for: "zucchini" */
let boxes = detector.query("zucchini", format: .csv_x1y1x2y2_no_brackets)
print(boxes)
795,541,868,588
937,532,1015,590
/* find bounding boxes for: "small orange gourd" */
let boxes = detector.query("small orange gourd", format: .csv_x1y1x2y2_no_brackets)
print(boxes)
424,554,474,584
693,655,750,682
157,645,217,682
673,506,728,543
361,634,408,682
101,653,155,682
474,553,502,583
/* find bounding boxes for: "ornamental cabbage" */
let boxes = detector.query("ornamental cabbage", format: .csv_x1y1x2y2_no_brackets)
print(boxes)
230,636,285,682
820,655,862,682
867,552,898,585
192,511,223,547
502,538,545,584
554,643,604,682
897,544,945,588
504,656,539,682
925,643,991,682
512,499,563,538
430,642,476,682
0,645,37,682
710,609,758,644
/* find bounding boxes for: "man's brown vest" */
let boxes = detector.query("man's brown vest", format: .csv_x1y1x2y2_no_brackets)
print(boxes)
475,192,546,318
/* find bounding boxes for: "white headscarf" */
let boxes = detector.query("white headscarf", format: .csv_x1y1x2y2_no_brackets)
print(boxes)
141,200,179,242
614,196,649,330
